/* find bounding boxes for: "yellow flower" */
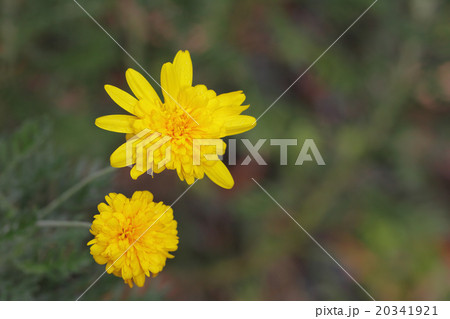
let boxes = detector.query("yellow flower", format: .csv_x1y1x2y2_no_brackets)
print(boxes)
87,191,178,288
95,50,256,189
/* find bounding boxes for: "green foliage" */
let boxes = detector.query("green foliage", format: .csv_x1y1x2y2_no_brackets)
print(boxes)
0,119,111,300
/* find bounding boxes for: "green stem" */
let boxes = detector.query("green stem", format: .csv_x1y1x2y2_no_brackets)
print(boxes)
36,220,91,228
39,166,115,219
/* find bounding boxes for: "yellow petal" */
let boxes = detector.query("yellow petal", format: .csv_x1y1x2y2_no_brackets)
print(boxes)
135,99,161,117
173,50,193,88
131,190,153,202
97,202,110,213
203,160,234,189
93,254,108,265
160,62,180,105
134,273,146,287
222,115,256,137
126,68,161,103
104,85,138,115
87,239,96,246
215,104,250,117
185,174,195,185
216,91,246,106
214,91,248,116
122,265,133,280
130,165,146,180
95,115,136,133
110,142,135,168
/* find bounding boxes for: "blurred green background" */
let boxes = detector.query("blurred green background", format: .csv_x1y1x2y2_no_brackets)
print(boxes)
1,0,450,300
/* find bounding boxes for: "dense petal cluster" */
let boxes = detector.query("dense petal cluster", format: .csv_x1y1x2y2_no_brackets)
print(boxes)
88,191,178,287
95,50,256,189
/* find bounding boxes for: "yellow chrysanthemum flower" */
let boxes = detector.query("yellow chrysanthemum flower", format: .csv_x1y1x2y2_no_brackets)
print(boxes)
87,191,178,288
95,50,256,189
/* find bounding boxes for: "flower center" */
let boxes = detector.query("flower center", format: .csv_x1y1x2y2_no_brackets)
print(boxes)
164,112,195,139
120,223,137,240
